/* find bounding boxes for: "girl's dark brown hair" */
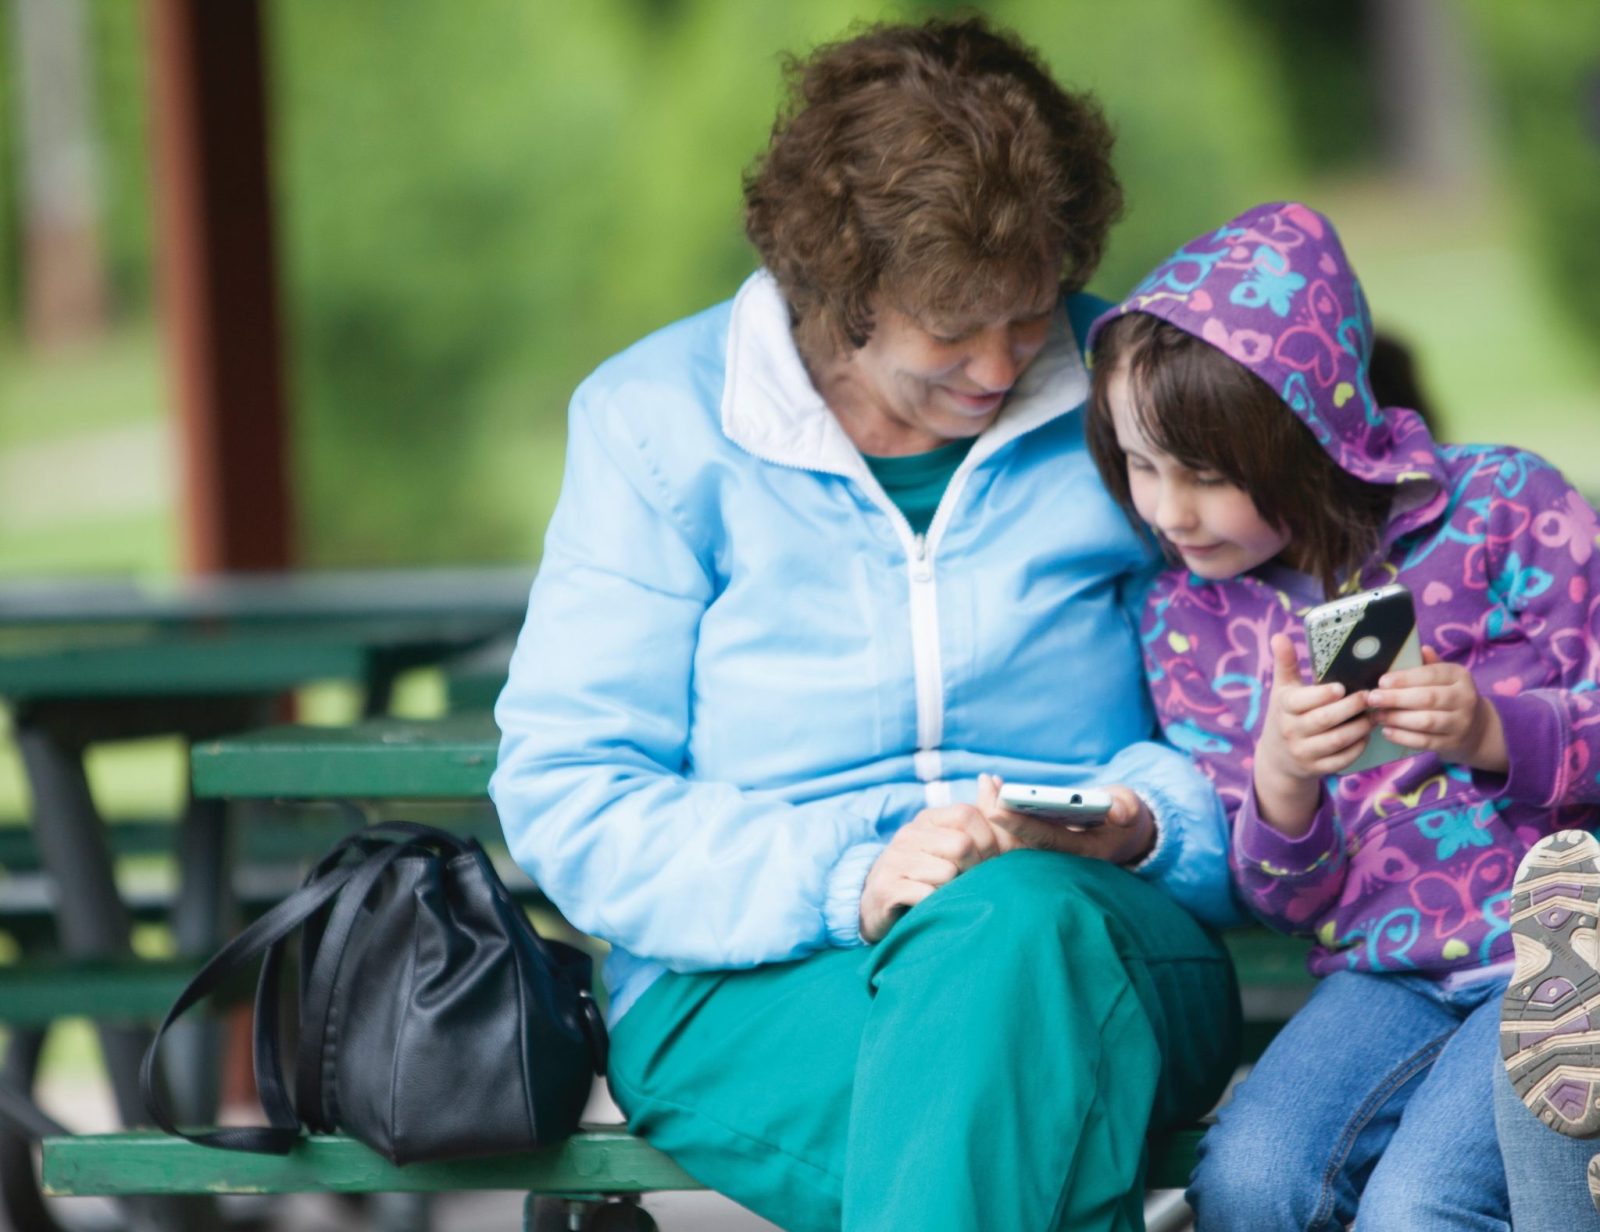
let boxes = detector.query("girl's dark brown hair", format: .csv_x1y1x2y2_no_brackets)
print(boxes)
744,16,1122,358
1085,313,1393,597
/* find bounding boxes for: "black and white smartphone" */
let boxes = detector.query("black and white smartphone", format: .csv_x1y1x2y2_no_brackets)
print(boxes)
995,783,1112,826
1303,582,1423,774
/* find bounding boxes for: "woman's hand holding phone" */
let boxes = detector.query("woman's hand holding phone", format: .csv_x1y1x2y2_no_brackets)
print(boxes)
977,774,1155,867
858,801,1001,943
1253,633,1375,836
1366,646,1508,773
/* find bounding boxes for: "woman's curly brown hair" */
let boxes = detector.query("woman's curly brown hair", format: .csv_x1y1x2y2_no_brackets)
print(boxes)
744,16,1122,358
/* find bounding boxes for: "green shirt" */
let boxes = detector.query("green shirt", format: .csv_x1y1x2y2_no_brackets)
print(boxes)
862,439,975,536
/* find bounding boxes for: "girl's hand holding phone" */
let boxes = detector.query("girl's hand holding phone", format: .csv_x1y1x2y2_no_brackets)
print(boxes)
977,774,1155,867
1366,647,1508,773
1253,633,1376,835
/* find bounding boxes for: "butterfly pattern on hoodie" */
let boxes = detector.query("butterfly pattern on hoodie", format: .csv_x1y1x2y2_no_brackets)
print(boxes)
1091,202,1600,978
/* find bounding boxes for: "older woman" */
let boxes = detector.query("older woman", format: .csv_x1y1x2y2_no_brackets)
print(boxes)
492,17,1239,1231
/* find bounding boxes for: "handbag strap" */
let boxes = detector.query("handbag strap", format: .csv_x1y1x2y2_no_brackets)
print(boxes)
291,834,440,1130
257,828,464,1146
140,854,370,1153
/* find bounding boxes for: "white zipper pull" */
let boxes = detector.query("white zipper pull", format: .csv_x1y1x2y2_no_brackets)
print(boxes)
910,533,932,582
912,533,927,562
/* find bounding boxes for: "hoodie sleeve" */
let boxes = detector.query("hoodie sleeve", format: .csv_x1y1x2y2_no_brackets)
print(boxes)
1141,576,1350,934
1456,456,1600,809
491,387,889,972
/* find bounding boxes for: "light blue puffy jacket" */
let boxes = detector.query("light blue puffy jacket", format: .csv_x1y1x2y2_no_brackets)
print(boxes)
492,272,1240,1021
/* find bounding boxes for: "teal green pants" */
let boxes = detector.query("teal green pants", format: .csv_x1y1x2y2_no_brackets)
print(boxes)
608,851,1240,1232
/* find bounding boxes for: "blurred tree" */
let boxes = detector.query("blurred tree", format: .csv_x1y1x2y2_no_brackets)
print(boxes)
1225,0,1382,173
0,3,16,340
11,0,107,349
89,0,153,318
1468,0,1600,345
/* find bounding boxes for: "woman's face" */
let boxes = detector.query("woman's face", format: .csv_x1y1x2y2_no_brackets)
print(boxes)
826,285,1058,455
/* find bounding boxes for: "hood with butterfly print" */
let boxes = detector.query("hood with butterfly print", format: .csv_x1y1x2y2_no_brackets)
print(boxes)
1089,200,1447,520
1088,202,1600,981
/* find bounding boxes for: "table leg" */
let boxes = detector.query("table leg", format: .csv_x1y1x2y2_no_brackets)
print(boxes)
14,725,221,1232
165,793,235,1125
15,727,153,1122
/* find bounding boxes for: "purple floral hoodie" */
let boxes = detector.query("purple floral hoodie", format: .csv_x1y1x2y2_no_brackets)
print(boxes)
1091,201,1600,978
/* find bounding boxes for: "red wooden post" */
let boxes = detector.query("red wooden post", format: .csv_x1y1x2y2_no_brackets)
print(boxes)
146,0,293,572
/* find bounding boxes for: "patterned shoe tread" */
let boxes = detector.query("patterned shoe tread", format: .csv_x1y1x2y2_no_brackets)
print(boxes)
1501,831,1600,1139
1589,1153,1600,1216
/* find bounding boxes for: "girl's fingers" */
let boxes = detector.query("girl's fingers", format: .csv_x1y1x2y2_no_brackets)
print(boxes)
1278,681,1350,716
1369,682,1454,712
1284,688,1370,737
1293,716,1373,763
1270,633,1307,688
1376,707,1453,735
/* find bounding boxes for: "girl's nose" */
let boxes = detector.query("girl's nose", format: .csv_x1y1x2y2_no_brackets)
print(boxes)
1155,486,1197,535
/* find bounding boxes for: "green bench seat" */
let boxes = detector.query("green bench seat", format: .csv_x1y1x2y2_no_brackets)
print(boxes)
41,1124,1207,1198
147,717,1312,1215
0,956,213,1026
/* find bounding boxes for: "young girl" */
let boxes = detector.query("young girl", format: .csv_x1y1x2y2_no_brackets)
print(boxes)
1080,201,1600,1228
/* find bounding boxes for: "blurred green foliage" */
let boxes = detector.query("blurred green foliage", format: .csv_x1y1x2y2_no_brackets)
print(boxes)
0,3,16,337
2,1,1596,568
265,0,1309,565
1467,0,1600,339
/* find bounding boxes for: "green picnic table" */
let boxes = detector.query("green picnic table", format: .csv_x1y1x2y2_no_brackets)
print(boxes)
0,570,532,1232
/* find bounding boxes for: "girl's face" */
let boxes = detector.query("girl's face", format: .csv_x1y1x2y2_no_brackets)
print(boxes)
1106,365,1292,580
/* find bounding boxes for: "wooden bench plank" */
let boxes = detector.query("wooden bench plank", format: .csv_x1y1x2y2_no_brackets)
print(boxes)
42,1126,1206,1197
0,957,211,1025
191,716,499,799
42,1128,701,1197
0,621,507,702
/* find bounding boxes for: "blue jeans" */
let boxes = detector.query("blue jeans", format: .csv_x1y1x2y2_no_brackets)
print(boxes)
1493,1052,1600,1229
1188,970,1509,1230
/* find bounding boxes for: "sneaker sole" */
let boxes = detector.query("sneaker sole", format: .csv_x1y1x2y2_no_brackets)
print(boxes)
1501,830,1600,1138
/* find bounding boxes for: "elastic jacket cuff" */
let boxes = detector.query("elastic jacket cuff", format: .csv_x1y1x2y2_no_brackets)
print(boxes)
1471,691,1565,807
1236,783,1341,877
824,841,887,948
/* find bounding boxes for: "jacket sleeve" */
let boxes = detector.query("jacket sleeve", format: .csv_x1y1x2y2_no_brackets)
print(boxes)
1229,781,1348,933
1107,738,1244,929
1460,457,1600,808
491,389,889,973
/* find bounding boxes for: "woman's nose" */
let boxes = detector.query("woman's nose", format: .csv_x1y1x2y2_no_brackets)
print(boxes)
965,329,1021,392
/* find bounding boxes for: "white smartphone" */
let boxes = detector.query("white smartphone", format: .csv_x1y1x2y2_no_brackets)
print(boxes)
1303,582,1423,774
996,783,1112,825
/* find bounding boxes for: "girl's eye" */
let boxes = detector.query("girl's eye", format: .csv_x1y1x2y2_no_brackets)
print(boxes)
1193,473,1229,489
1124,454,1154,473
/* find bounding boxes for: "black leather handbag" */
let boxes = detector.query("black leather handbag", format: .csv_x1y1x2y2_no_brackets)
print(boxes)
142,821,607,1164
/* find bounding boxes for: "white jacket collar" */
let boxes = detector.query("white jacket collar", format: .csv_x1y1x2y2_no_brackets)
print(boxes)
721,270,1089,475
